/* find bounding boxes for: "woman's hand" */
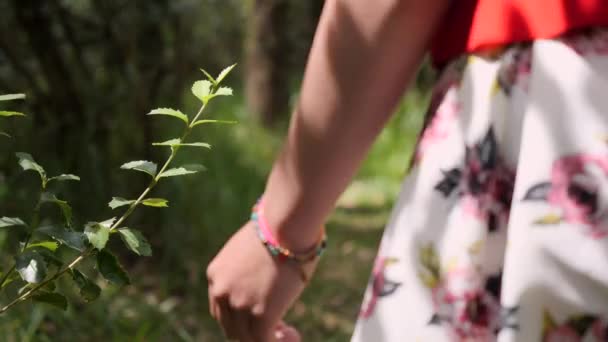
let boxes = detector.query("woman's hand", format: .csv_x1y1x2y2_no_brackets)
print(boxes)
206,221,316,341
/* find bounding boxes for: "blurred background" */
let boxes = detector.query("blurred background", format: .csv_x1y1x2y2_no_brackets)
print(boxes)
0,0,434,340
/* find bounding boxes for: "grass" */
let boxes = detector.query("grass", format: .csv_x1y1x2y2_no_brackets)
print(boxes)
0,86,428,341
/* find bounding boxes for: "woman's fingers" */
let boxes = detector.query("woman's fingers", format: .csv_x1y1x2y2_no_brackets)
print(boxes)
217,298,239,340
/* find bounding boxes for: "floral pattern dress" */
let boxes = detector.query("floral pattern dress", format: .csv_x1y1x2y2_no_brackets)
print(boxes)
351,28,608,342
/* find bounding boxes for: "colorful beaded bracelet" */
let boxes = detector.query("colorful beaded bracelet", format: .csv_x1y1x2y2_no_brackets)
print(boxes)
251,198,327,265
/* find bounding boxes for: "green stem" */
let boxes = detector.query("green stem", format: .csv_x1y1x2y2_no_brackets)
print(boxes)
0,191,44,294
0,100,209,314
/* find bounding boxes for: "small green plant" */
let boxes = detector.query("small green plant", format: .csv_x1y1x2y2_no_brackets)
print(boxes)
0,65,237,314
0,93,26,138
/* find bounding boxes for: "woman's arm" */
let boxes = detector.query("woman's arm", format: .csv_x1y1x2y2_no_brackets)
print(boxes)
264,0,451,249
207,1,450,341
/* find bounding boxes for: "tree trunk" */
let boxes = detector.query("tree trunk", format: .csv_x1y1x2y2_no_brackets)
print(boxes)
245,0,290,126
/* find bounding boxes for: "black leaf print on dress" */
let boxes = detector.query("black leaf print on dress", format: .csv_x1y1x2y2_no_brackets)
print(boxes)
435,168,462,197
434,128,515,233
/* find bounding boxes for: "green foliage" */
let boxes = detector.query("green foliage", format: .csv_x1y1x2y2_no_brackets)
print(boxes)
120,160,158,178
0,217,26,228
97,250,130,287
117,228,152,257
70,270,101,302
15,251,47,284
0,65,237,316
31,292,68,310
147,108,189,125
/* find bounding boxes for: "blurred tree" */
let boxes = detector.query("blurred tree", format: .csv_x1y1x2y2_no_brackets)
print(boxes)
0,0,245,217
244,0,291,126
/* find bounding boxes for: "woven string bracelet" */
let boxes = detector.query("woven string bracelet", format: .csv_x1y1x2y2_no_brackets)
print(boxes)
250,198,327,281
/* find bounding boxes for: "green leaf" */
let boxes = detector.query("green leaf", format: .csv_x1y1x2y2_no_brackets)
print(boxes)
192,80,212,102
152,139,210,149
16,152,47,186
214,87,233,97
199,68,215,83
40,192,73,226
178,142,211,149
0,111,25,117
70,269,101,302
97,250,130,286
147,108,189,124
37,225,87,252
158,166,201,178
0,93,26,101
120,160,157,177
84,222,111,250
118,228,152,256
142,198,168,208
48,174,80,183
0,217,26,228
108,197,135,210
191,119,237,127
0,132,11,138
15,251,47,283
152,138,181,147
26,241,59,252
215,64,236,85
32,292,67,310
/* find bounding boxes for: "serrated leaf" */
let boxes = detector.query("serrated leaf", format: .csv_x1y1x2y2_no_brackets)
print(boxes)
181,164,206,172
158,166,200,178
199,68,215,83
192,80,212,102
0,93,26,101
214,87,233,97
37,225,86,252
0,111,25,117
191,119,237,127
70,269,101,302
142,198,168,208
215,64,236,85
0,217,26,228
85,222,110,250
48,174,80,183
16,152,47,185
40,193,72,226
179,142,211,149
152,138,181,147
97,250,130,286
147,108,189,124
26,241,59,252
32,292,67,310
109,197,135,210
15,251,47,283
118,228,152,256
120,160,157,177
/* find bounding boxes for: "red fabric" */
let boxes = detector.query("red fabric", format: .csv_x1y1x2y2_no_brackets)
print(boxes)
431,0,608,66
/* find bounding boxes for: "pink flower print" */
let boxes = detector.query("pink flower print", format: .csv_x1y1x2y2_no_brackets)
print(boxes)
359,256,401,319
544,325,581,342
416,91,460,162
547,154,608,238
430,269,501,341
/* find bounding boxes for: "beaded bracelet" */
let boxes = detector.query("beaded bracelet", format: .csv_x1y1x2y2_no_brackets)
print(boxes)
251,198,327,281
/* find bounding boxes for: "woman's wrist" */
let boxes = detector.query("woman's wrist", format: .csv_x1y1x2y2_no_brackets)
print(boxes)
260,192,327,253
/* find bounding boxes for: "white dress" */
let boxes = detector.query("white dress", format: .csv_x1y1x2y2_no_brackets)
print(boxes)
352,28,608,342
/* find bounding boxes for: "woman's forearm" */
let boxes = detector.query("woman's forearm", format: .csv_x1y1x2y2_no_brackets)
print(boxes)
263,0,450,249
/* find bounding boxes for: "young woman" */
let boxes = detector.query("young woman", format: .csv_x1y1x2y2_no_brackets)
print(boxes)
207,1,608,341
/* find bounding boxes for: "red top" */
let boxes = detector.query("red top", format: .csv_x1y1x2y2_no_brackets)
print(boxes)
431,0,608,66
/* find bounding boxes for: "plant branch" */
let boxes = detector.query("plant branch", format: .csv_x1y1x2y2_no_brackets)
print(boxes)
0,99,209,314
